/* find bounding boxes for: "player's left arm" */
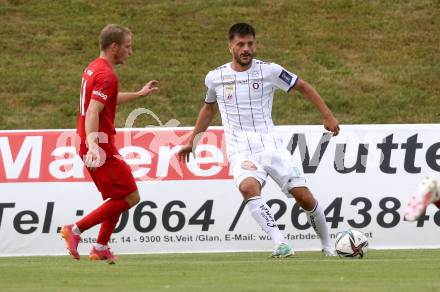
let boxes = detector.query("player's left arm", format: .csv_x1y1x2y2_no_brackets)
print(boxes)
117,80,159,104
293,79,340,136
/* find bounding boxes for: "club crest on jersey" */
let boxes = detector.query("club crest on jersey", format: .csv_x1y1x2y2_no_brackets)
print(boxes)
241,160,258,171
278,70,293,85
225,85,234,100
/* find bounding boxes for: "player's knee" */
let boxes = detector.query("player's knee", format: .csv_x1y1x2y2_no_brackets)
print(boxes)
125,190,140,207
131,191,141,205
240,187,255,199
239,178,261,200
290,187,315,210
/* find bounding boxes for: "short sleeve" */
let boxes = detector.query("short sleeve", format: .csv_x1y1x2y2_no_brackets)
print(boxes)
91,72,116,105
269,63,299,93
204,71,217,104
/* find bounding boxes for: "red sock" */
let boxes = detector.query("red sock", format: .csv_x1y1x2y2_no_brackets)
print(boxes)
76,199,130,232
435,200,440,209
97,214,120,246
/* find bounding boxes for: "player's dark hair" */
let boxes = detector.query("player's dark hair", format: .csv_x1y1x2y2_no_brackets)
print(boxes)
99,24,132,51
228,23,255,41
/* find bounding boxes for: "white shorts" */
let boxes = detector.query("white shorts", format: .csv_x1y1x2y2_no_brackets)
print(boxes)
230,149,307,197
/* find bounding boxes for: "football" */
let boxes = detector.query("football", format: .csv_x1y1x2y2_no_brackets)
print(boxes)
335,229,368,259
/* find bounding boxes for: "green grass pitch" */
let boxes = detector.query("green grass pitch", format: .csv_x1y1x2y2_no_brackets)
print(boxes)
1,249,439,292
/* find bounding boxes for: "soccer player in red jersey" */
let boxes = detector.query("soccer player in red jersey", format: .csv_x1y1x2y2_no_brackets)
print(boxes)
61,24,158,263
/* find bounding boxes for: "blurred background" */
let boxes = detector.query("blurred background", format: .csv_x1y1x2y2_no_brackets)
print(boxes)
0,0,438,129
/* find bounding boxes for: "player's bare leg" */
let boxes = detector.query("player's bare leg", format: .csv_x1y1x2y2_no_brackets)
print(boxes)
289,187,336,256
240,177,293,258
125,190,141,207
404,177,440,222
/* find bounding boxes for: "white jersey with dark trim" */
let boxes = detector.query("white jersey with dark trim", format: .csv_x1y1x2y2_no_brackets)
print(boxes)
204,59,298,160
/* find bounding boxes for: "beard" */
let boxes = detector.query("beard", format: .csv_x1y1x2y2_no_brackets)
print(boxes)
235,52,255,66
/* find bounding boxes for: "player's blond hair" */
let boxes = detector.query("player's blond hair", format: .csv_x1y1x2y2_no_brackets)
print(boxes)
99,24,132,51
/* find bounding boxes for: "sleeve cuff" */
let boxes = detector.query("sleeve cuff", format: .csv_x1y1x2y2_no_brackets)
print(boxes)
287,78,299,92
90,96,107,105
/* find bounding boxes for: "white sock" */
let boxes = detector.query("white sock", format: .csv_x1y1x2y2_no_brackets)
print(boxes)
247,196,285,245
72,224,81,235
95,243,107,251
305,202,332,250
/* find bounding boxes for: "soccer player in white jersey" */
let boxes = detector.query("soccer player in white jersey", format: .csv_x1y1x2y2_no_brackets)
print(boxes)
178,23,340,257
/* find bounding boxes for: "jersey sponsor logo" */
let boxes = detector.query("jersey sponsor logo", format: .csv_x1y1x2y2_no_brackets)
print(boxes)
252,71,260,77
92,90,108,100
252,82,260,90
222,75,234,82
279,70,293,85
241,160,258,171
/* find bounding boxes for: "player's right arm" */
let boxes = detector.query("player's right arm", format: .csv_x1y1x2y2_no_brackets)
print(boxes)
178,71,218,162
84,99,105,170
178,102,218,162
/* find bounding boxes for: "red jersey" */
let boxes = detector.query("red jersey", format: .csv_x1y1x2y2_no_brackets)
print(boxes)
77,58,119,155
